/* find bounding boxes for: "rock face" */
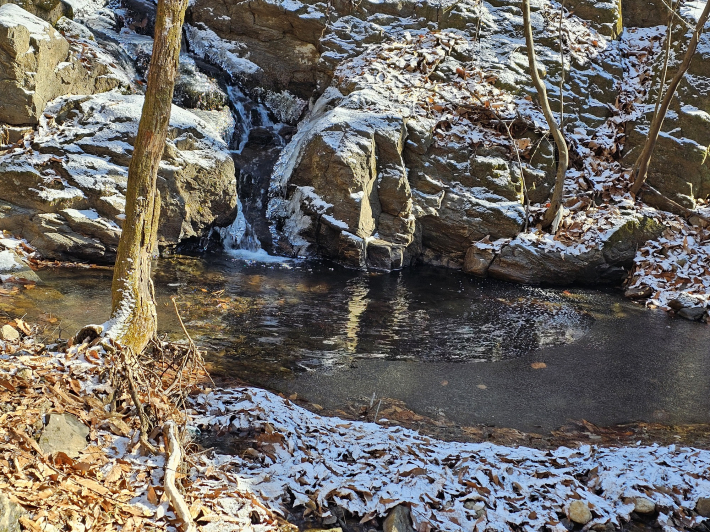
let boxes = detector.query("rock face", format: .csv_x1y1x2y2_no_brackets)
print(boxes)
0,5,123,126
0,0,72,25
0,92,237,263
39,413,90,457
266,28,545,270
188,0,327,99
621,0,667,27
622,11,710,208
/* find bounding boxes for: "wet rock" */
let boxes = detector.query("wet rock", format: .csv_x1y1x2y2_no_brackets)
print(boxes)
624,286,652,300
633,497,655,514
568,500,593,525
0,324,20,341
384,505,414,532
0,249,40,283
464,247,495,277
0,5,122,126
697,497,710,518
0,92,237,263
39,413,89,458
677,307,708,322
0,493,26,532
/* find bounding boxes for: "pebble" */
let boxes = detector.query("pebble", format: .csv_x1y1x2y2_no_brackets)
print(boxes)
697,497,710,518
568,500,592,525
0,324,19,341
633,497,655,514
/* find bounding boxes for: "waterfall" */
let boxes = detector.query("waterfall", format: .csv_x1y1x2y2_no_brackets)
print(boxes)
228,85,276,155
219,84,294,261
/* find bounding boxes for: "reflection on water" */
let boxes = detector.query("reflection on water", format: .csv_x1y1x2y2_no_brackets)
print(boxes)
4,255,613,376
5,254,710,432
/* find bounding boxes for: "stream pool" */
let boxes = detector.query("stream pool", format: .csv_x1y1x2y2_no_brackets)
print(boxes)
3,253,710,433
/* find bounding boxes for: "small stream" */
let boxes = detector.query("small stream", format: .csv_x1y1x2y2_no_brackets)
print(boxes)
3,253,710,433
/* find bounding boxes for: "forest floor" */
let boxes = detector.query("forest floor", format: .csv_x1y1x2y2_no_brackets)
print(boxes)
1,322,709,532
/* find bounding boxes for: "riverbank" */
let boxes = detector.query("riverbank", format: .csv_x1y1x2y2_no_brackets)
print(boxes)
1,322,710,532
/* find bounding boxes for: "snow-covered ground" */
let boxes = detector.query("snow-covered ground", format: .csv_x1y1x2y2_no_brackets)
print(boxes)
1,335,708,532
189,387,710,532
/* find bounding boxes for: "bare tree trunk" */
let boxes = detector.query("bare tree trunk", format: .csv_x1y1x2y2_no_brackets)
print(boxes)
522,0,569,229
105,0,189,354
630,1,710,197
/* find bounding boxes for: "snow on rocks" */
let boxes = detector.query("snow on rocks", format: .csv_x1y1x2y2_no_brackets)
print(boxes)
0,90,237,263
189,386,710,532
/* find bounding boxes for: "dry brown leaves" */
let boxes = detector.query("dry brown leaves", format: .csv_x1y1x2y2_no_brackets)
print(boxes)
0,328,282,531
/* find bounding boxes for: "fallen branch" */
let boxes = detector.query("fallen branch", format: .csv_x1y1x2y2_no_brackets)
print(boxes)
163,421,197,532
638,184,710,226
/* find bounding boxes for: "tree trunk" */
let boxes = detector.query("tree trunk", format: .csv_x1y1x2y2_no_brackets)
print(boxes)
630,1,710,196
522,0,569,229
105,0,189,354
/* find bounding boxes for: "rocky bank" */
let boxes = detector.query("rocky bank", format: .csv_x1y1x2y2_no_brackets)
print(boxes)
0,0,707,313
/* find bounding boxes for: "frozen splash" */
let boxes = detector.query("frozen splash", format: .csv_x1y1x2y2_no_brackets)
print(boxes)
216,199,261,252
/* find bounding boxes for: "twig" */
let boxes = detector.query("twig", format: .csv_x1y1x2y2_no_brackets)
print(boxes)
122,347,157,455
558,0,565,127
163,421,197,532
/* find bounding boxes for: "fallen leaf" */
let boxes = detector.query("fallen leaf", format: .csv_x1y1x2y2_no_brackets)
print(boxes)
531,362,547,370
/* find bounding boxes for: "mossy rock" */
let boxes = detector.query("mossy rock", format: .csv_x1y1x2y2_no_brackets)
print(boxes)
602,215,664,266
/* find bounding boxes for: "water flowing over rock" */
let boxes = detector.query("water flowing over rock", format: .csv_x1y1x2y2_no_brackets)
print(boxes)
0,91,237,263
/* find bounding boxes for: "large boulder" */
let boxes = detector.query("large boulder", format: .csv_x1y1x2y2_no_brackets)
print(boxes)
0,4,124,126
0,0,72,25
0,91,237,263
266,33,533,270
475,214,664,285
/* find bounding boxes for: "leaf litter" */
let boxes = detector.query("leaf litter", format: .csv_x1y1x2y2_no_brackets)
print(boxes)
1,324,709,532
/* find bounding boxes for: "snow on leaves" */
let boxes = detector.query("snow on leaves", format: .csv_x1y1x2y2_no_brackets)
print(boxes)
191,387,710,532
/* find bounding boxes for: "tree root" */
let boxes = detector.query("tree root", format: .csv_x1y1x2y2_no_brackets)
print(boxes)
121,347,158,455
163,421,197,532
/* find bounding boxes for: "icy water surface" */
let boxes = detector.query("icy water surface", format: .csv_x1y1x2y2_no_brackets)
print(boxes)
3,253,710,432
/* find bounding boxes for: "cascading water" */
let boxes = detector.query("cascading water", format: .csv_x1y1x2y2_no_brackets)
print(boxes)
216,84,294,257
